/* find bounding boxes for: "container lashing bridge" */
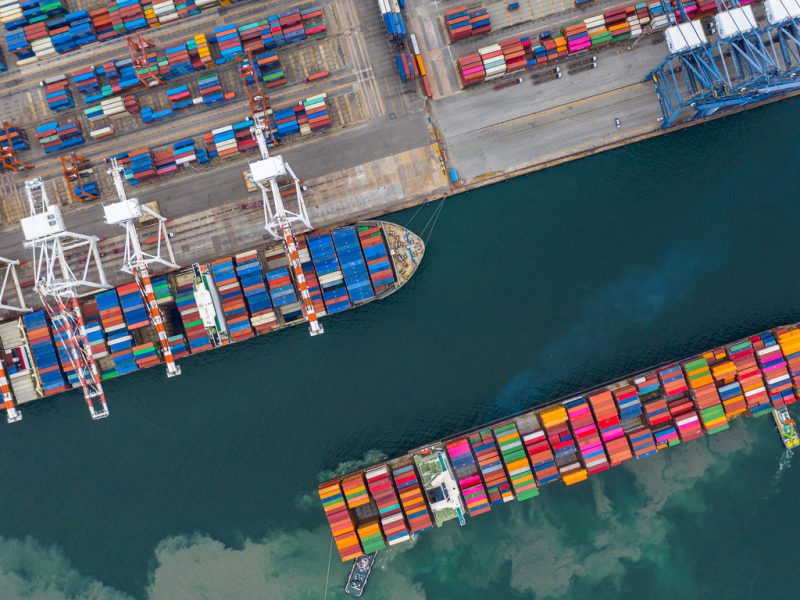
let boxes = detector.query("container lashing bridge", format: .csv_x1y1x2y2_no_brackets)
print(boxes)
20,178,110,420
648,0,800,127
240,57,323,336
103,157,182,378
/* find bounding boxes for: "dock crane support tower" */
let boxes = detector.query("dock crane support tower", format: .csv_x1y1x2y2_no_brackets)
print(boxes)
20,178,110,419
103,157,181,377
242,60,323,336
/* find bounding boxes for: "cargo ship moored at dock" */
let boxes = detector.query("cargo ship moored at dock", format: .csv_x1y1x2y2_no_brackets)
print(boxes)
0,221,423,420
320,326,800,562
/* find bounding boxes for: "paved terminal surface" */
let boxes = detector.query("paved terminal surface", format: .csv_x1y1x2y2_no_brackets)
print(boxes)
0,0,797,313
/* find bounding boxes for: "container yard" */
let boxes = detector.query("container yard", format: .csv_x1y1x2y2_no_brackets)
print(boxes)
320,325,800,563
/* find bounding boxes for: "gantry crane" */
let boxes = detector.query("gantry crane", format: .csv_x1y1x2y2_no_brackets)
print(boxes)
0,257,28,424
127,33,161,87
0,121,33,172
648,0,800,127
20,178,110,419
103,157,182,377
60,153,99,202
242,65,322,336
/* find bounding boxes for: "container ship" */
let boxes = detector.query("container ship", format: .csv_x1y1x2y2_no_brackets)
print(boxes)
319,326,800,562
0,221,423,418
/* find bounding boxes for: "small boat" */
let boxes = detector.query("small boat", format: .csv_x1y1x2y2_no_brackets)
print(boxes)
344,553,376,597
773,407,799,449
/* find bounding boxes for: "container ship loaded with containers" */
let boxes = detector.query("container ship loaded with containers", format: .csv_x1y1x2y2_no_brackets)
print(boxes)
0,221,423,419
320,326,800,563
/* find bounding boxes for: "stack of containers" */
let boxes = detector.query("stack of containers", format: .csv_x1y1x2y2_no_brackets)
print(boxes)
0,0,25,30
653,423,680,449
272,106,300,137
307,232,351,314
612,385,642,421
300,5,326,38
357,520,386,554
479,44,505,80
0,124,29,153
395,52,419,82
237,21,264,54
265,260,297,312
23,311,69,395
253,51,286,88
356,225,395,292
166,84,193,110
233,252,277,334
500,38,526,73
175,278,213,353
301,95,331,132
278,8,307,44
213,24,242,63
777,327,800,396
207,125,237,157
539,406,586,485
492,422,539,500
152,274,173,303
468,429,514,505
714,359,747,419
123,148,157,184
754,332,796,408
392,462,434,534
684,357,729,434
444,6,491,42
457,53,485,86
109,0,148,34
564,22,590,53
42,75,74,111
364,465,412,546
190,33,212,67
152,0,178,24
520,420,560,484
627,427,658,459
342,474,386,553
318,480,362,562
198,72,229,105
141,105,175,124
168,334,189,358
96,289,138,376
34,121,85,153
117,283,149,329
331,227,375,305
605,6,632,40
0,45,5,72
210,258,254,343
90,6,116,41
727,340,771,415
584,13,610,46
153,148,177,176
637,374,670,428
175,139,206,165
626,11,642,38
588,390,630,467
659,364,688,397
668,391,703,442
445,438,492,517
132,342,160,368
377,0,405,42
233,119,257,152
83,96,127,120
565,397,609,474
259,16,284,49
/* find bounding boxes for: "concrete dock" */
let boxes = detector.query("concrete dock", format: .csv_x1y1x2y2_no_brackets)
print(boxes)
0,0,796,312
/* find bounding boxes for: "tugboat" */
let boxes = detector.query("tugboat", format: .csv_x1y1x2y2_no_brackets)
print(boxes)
773,407,799,449
344,553,376,597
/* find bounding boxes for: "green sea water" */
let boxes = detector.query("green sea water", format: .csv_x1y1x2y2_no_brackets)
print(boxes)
1,100,800,599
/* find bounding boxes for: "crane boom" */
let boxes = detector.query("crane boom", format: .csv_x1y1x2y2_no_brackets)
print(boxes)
21,178,110,419
104,158,181,377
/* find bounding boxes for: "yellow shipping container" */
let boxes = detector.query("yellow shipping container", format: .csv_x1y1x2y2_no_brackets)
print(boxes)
562,469,588,485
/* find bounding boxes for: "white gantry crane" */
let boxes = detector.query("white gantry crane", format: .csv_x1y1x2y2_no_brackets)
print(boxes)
0,257,29,423
248,103,323,336
20,177,110,420
104,157,181,377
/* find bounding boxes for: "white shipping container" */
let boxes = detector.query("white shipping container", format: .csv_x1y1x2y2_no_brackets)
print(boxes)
479,44,502,55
